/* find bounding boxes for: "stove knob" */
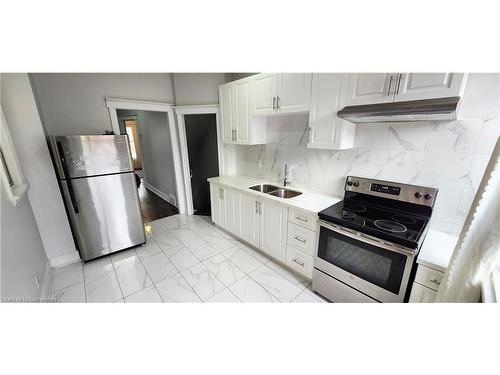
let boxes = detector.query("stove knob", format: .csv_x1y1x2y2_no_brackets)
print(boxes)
347,180,353,186
424,194,432,200
414,192,422,199
353,181,360,187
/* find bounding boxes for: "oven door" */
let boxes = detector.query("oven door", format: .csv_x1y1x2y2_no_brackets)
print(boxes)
315,221,415,302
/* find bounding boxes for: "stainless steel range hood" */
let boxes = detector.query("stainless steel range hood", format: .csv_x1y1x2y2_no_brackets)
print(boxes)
337,96,460,123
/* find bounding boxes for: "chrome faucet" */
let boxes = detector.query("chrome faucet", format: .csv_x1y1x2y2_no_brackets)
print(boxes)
283,164,291,186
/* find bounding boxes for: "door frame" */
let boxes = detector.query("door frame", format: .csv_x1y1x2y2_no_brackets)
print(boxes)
106,98,187,214
174,105,224,215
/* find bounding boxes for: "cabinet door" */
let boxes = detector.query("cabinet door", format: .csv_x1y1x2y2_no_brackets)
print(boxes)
224,188,240,236
238,193,260,248
219,84,234,143
345,73,397,106
307,73,355,150
252,73,277,115
210,183,224,226
408,283,437,303
277,73,312,113
233,79,251,143
259,200,288,262
394,73,467,102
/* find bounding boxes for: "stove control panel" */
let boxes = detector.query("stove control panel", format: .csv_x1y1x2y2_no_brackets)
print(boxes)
345,176,438,207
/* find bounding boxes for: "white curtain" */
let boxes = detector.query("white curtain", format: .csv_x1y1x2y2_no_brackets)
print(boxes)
435,136,500,302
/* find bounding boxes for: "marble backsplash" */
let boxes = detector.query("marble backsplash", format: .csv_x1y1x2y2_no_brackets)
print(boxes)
236,113,498,234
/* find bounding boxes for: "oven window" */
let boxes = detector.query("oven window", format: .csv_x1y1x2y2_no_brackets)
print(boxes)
317,226,406,294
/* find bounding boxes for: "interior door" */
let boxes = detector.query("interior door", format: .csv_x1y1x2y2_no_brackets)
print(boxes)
277,73,312,113
252,73,277,115
62,172,145,261
345,73,397,106
394,73,467,102
233,79,251,143
219,84,234,143
259,200,288,262
238,193,260,248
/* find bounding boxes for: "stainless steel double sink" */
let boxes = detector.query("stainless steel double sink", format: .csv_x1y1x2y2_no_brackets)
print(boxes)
248,184,302,199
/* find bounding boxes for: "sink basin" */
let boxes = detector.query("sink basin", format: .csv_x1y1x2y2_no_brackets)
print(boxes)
249,184,281,193
268,188,302,199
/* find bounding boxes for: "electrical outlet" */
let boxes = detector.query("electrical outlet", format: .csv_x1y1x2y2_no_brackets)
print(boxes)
34,275,40,288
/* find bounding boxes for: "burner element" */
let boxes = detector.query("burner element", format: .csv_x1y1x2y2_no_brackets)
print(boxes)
374,219,407,233
343,201,366,213
391,215,417,225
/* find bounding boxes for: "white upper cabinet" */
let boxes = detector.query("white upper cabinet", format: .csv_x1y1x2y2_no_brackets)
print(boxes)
233,79,251,143
249,73,312,115
276,73,312,113
345,73,468,106
394,73,467,102
345,73,397,106
219,78,266,145
308,73,355,150
252,73,277,115
219,83,234,143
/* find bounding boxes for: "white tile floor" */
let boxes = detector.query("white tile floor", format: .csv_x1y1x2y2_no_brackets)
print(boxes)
49,214,328,303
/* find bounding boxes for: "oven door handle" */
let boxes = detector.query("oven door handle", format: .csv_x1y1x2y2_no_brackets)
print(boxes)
318,220,416,257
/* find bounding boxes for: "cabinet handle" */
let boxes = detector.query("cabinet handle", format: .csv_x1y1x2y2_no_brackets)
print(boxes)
294,236,306,243
234,129,237,141
277,96,280,109
396,73,403,95
292,258,305,266
387,75,394,96
255,201,259,214
259,202,262,214
273,97,276,110
219,188,224,199
429,278,441,285
295,216,308,223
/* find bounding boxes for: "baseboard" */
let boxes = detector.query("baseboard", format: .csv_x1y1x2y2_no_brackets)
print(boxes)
40,260,53,299
49,251,81,268
144,182,177,207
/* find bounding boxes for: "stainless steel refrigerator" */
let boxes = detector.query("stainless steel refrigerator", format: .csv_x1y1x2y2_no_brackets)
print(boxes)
49,135,146,261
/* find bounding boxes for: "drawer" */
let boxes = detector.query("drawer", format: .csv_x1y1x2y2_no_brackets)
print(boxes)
289,208,317,231
287,222,317,256
415,265,444,291
286,245,314,279
409,282,437,303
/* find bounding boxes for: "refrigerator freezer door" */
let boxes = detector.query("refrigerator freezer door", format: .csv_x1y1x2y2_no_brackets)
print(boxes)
50,135,133,179
61,172,145,261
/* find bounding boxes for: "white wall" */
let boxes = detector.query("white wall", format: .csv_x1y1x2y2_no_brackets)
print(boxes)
31,73,175,135
1,182,48,300
235,73,500,235
172,73,229,105
1,73,78,266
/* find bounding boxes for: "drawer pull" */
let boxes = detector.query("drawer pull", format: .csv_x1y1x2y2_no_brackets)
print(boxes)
293,236,306,243
295,216,308,223
429,278,441,285
292,258,305,266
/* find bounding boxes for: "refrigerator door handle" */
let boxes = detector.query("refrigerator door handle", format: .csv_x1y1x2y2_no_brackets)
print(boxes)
57,142,79,214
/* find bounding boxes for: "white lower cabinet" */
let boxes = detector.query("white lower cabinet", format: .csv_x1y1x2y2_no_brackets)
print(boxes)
238,192,260,248
259,200,288,263
409,264,444,303
210,182,318,279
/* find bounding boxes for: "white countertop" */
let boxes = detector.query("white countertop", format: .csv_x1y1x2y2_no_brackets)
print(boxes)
207,175,341,214
417,229,458,272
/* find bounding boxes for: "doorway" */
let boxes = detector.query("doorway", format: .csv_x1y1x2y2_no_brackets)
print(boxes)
116,109,179,222
184,114,219,215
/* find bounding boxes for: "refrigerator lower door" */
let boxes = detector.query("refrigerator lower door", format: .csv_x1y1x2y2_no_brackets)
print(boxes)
61,172,145,261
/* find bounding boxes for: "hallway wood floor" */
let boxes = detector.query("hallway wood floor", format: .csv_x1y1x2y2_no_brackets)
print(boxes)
137,180,178,222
